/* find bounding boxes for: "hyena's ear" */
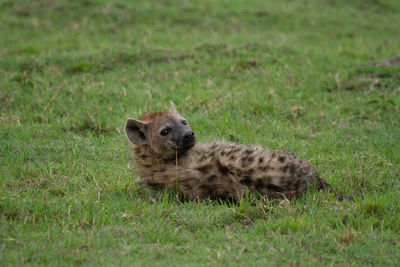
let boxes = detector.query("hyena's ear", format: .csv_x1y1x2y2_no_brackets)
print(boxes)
169,101,178,113
125,118,148,145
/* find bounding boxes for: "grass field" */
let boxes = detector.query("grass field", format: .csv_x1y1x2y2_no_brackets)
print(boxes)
1,0,400,265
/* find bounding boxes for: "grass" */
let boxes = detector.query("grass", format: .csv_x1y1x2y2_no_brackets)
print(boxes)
1,0,400,265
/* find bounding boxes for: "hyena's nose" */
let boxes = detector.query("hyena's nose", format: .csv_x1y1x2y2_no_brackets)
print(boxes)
183,131,195,142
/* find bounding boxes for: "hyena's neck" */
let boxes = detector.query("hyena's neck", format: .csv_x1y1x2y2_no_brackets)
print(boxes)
132,145,162,166
131,145,188,169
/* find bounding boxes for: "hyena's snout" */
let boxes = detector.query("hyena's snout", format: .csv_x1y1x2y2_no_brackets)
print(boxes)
178,130,196,150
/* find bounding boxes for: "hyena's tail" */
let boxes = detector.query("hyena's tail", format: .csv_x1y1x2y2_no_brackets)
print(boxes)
317,177,362,202
304,169,358,201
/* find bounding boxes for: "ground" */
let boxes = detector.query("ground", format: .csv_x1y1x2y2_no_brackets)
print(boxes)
1,0,400,265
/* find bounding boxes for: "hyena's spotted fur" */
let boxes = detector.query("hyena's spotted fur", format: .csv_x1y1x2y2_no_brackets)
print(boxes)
125,102,334,201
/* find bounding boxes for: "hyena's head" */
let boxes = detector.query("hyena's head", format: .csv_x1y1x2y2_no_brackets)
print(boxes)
124,102,196,158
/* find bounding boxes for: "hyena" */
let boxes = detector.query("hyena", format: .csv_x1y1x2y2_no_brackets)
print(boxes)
125,102,335,201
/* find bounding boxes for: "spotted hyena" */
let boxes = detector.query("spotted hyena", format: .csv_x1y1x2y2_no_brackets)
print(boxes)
124,102,335,201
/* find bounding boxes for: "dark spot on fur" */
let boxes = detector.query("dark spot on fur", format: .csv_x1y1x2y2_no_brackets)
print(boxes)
278,156,285,163
286,179,295,190
259,166,270,172
230,155,236,161
200,184,215,195
267,184,284,192
258,157,264,163
241,161,248,168
214,191,234,201
163,158,175,163
182,183,193,191
216,160,229,175
244,150,253,155
255,179,265,190
147,182,157,187
220,191,230,198
143,164,151,168
232,148,241,153
235,170,244,177
147,182,164,190
289,164,297,175
221,151,225,156
247,156,254,162
208,175,217,181
244,169,254,176
139,154,148,160
197,165,210,174
280,165,289,173
264,175,272,183
294,179,304,190
240,176,253,186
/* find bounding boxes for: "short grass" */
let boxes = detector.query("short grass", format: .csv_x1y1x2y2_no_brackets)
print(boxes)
1,0,400,265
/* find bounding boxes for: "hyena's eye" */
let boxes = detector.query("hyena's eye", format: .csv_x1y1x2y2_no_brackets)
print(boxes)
160,129,169,136
181,120,187,125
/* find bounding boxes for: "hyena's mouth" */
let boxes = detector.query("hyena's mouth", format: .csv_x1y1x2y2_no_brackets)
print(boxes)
167,140,196,153
178,142,196,151
176,140,196,152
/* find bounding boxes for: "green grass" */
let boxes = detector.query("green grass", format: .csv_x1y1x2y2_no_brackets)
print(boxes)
1,0,400,265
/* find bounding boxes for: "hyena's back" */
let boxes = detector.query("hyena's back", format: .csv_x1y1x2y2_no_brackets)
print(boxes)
137,141,333,201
